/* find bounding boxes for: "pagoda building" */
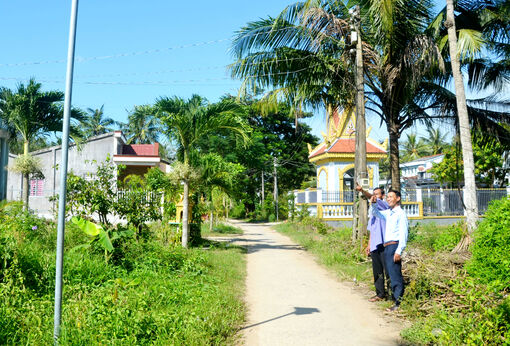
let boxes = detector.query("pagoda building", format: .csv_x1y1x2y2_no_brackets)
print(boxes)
308,107,387,197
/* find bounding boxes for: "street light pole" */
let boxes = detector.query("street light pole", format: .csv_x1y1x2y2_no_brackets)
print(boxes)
53,0,79,342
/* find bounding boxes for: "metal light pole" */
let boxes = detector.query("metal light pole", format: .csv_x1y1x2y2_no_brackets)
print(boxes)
53,0,79,342
350,5,368,245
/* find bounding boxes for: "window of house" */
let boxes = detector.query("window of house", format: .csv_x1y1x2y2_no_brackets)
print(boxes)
30,179,44,197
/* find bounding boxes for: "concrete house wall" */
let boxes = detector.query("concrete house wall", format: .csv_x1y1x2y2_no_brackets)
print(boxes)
7,132,123,217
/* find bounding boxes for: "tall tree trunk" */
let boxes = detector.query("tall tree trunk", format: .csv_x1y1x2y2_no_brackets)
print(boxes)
261,170,265,205
446,0,478,251
388,128,401,191
22,140,30,211
182,180,189,248
209,200,214,232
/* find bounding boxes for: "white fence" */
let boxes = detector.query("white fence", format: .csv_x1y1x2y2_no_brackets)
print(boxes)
293,187,509,220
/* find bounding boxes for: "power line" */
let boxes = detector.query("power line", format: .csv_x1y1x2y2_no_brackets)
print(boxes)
0,26,304,68
0,62,321,87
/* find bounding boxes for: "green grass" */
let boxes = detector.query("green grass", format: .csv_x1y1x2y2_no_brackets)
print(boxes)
274,218,510,345
274,221,372,284
201,222,244,238
0,207,246,345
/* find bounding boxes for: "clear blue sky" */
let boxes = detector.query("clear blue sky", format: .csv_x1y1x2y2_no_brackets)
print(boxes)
0,1,450,142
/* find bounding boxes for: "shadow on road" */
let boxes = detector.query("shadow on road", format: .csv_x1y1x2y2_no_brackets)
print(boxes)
240,307,320,330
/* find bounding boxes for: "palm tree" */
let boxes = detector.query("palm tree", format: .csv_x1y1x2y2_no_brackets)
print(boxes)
120,105,160,144
197,153,243,231
422,127,448,155
401,133,428,161
83,105,115,137
444,0,478,248
230,0,443,191
0,79,83,209
155,95,249,248
467,0,510,92
417,0,510,245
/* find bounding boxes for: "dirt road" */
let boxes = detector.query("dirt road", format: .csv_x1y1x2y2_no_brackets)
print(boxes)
231,221,402,346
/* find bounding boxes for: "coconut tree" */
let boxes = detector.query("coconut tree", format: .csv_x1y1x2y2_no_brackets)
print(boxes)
423,127,448,155
467,0,510,92
83,105,115,137
401,133,429,161
412,0,510,247
230,0,445,191
155,95,249,248
120,105,161,144
0,79,83,210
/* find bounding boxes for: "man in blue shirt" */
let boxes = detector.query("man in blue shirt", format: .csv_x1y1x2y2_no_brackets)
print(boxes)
356,184,390,302
370,189,409,312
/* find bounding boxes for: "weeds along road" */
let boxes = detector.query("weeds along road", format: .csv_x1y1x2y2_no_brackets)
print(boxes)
230,221,401,346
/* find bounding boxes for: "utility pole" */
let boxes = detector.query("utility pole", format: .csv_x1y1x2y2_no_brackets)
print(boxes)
261,170,265,205
273,157,279,221
350,5,368,246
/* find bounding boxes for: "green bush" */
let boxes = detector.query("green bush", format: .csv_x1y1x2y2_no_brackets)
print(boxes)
432,222,464,251
301,216,330,235
212,224,243,235
408,221,464,252
466,196,510,290
0,211,246,344
230,202,246,219
402,279,510,345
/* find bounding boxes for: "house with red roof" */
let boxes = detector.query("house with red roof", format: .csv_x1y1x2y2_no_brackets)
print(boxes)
6,131,170,218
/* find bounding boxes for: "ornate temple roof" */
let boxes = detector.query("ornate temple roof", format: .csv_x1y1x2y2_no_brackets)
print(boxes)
308,107,387,163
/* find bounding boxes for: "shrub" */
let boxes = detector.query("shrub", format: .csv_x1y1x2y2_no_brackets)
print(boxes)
408,221,464,252
301,216,330,235
432,222,464,251
212,224,242,235
230,202,246,219
466,196,510,290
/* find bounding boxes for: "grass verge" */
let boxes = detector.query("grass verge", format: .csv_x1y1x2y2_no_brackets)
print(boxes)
274,218,510,345
0,207,246,345
201,222,244,238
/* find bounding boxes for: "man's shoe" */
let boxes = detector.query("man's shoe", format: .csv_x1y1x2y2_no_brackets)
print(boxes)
369,295,384,302
386,304,399,312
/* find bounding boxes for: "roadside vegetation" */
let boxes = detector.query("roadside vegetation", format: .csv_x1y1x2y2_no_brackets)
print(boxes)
275,196,510,345
0,202,246,345
201,222,244,238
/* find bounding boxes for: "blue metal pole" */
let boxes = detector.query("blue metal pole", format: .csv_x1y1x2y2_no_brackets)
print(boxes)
53,0,79,342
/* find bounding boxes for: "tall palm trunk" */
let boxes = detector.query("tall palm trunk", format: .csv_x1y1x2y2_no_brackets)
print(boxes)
388,123,401,191
22,140,30,211
209,194,214,232
446,0,478,251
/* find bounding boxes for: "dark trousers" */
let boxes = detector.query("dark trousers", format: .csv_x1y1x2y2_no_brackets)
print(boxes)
370,245,390,298
384,243,404,305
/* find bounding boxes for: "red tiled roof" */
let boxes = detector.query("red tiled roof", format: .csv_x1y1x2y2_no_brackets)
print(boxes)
122,143,159,156
309,138,386,158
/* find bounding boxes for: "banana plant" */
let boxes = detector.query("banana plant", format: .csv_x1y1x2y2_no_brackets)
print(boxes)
71,216,115,263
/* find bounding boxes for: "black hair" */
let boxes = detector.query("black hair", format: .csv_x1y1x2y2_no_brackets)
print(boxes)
373,187,385,195
388,189,401,201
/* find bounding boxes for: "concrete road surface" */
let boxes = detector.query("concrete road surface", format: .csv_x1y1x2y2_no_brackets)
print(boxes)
230,221,402,346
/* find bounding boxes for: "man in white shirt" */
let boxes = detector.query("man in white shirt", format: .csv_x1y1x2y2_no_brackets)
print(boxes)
370,189,409,312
